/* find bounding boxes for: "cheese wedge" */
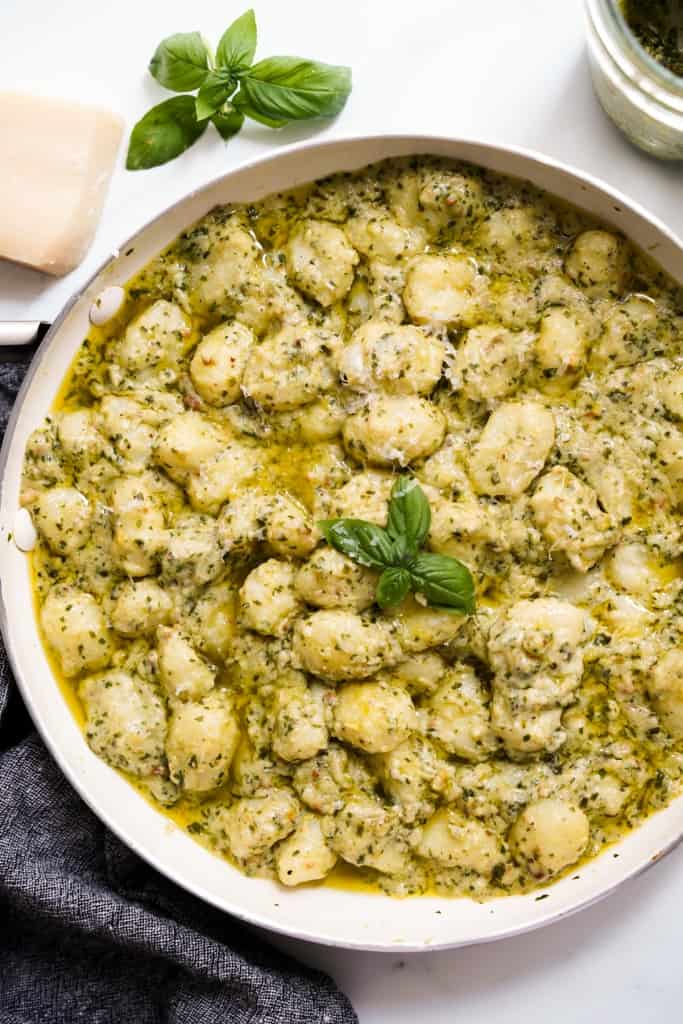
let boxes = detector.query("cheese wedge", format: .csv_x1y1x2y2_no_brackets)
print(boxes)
0,92,123,276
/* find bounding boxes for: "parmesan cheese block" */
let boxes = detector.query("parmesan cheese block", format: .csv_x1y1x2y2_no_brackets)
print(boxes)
0,92,123,276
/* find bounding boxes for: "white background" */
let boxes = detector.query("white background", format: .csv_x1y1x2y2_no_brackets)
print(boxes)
2,0,683,1019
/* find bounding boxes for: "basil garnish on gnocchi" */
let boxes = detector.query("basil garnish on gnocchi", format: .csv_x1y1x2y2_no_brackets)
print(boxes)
319,474,476,612
22,156,683,900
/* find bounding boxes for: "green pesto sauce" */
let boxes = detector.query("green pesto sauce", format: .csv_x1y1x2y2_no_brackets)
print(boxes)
23,155,683,903
622,0,683,78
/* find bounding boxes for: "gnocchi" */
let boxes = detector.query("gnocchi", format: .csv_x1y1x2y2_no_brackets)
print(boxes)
532,466,618,572
111,579,172,637
80,670,166,778
189,321,254,406
338,320,445,396
343,395,446,466
293,610,402,681
404,253,483,326
447,323,532,403
468,401,555,497
166,690,240,793
24,155,683,904
42,586,112,677
510,798,590,878
275,814,337,885
286,219,358,307
417,809,501,875
331,682,417,753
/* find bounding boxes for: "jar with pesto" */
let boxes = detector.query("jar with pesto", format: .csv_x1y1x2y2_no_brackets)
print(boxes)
585,0,683,158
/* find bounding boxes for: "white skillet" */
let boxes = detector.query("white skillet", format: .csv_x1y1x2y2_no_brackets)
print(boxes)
1,135,682,951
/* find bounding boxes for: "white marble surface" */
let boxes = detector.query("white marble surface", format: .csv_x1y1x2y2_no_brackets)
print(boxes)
2,0,683,1018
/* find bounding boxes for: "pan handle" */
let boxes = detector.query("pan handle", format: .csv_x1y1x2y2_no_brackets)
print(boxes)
0,321,51,348
0,322,51,363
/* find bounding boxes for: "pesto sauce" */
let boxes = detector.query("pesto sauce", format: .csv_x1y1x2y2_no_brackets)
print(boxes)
622,0,683,78
22,155,683,902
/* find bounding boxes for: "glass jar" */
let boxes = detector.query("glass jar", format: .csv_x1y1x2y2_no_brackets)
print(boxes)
585,0,683,159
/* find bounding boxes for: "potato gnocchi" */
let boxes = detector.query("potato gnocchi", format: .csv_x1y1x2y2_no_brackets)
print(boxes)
23,156,683,901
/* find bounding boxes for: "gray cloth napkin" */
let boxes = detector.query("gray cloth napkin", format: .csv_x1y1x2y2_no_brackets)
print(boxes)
0,352,357,1024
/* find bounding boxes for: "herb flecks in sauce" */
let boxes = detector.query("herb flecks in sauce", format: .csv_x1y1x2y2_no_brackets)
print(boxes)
622,0,683,78
21,156,683,902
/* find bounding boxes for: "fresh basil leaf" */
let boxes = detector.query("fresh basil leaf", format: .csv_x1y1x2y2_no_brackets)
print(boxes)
215,8,257,73
409,553,475,614
196,70,236,120
149,32,210,91
211,107,245,140
386,475,431,558
232,93,288,128
126,96,207,170
376,567,411,609
237,57,351,123
318,519,394,570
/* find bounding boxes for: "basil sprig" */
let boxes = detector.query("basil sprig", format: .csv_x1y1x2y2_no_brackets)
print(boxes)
126,9,351,170
317,519,396,570
319,476,476,615
126,96,208,171
215,9,258,73
234,58,352,124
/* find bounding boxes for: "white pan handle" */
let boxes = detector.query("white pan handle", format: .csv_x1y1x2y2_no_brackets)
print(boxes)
0,321,50,347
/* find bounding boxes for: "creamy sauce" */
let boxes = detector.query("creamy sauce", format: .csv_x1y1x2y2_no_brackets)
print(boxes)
23,156,683,901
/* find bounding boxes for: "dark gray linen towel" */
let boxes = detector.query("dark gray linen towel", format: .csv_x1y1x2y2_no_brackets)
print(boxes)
0,353,357,1024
